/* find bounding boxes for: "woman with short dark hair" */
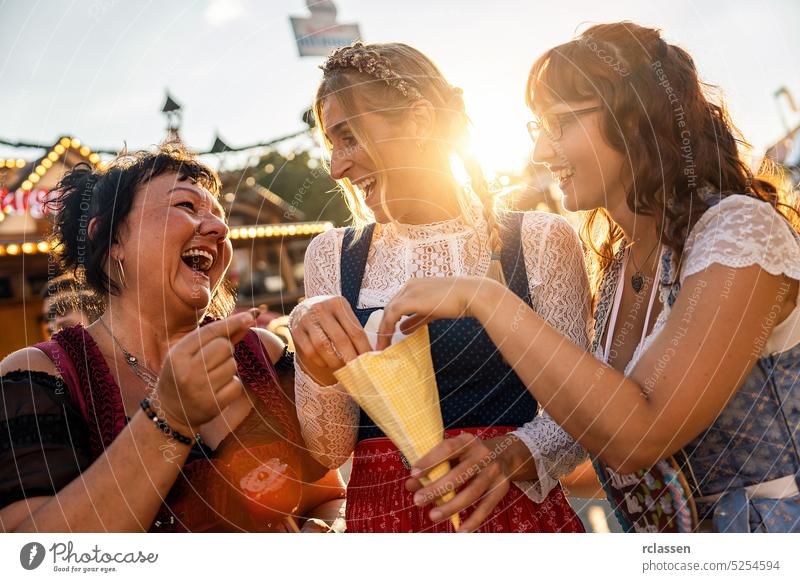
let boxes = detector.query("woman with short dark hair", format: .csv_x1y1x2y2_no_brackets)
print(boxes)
0,144,345,532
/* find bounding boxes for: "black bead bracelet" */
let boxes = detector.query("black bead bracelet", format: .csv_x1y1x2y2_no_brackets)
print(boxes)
275,346,295,372
139,398,202,447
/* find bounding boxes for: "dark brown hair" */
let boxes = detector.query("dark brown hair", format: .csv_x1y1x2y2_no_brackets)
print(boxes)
526,22,797,295
50,143,235,319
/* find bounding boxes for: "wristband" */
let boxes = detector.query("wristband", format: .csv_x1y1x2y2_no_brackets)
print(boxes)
140,398,202,447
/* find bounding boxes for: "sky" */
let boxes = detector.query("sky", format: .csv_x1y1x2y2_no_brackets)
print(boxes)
1,0,799,176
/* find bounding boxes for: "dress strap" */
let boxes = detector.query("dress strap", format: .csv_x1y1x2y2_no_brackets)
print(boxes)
591,247,625,354
340,216,529,308
499,211,532,306
235,329,302,445
602,257,628,364
33,337,89,424
602,246,663,364
340,223,377,310
34,326,126,458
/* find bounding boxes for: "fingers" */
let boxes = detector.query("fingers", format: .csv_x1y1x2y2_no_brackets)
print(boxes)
171,312,253,361
166,374,243,428
413,456,479,506
304,315,345,369
377,283,428,350
294,329,328,370
157,314,254,432
293,297,371,369
315,308,360,363
405,477,423,493
411,433,474,480
196,336,237,370
229,323,254,346
317,297,371,357
376,283,417,350
408,434,509,532
428,468,494,523
337,306,373,355
398,314,430,335
213,376,244,409
376,301,407,351
193,312,255,347
430,477,488,522
203,358,239,390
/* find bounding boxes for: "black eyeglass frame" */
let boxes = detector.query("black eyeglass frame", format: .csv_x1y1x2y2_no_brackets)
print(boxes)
527,106,603,142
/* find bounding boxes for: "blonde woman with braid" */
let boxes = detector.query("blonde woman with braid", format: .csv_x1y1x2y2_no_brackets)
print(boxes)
288,42,589,533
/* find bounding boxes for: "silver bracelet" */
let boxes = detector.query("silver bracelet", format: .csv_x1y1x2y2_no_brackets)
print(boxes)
287,302,307,331
288,295,339,330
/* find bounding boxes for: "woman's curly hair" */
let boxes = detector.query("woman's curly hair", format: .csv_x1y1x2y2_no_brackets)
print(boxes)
526,21,798,296
49,143,235,319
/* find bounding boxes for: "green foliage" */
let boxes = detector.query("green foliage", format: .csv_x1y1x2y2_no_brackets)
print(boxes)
253,150,350,226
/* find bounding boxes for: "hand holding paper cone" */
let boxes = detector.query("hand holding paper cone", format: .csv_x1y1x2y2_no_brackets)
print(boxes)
334,325,460,531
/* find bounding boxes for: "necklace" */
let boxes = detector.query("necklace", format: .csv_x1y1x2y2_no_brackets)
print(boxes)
628,240,661,293
97,316,160,389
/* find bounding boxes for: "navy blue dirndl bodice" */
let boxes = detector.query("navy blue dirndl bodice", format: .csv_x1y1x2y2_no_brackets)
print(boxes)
340,213,539,442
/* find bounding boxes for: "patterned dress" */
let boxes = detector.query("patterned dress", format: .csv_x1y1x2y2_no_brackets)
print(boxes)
295,207,590,532
1,324,318,532
592,194,800,532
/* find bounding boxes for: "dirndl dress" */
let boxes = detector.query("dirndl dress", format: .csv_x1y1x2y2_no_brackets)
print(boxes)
340,213,584,533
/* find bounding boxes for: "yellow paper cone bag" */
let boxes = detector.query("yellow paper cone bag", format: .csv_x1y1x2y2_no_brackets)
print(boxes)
334,325,459,530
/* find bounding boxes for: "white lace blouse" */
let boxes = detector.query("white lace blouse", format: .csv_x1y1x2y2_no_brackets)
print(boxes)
598,194,800,376
294,207,592,502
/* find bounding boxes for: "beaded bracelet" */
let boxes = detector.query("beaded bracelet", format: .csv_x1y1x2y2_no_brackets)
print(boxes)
139,398,202,447
274,345,295,372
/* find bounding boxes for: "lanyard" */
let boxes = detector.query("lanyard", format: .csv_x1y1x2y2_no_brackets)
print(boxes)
602,246,663,366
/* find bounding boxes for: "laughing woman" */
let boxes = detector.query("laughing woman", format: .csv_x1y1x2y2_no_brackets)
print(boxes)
289,42,589,533
378,22,800,532
0,146,344,532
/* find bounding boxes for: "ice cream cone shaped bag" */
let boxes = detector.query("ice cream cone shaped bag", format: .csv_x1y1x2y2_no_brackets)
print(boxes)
334,325,460,530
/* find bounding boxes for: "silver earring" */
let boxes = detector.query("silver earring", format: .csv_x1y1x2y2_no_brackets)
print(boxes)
116,259,127,289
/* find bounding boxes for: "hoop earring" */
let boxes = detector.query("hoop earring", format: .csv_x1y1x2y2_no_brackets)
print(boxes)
116,259,127,289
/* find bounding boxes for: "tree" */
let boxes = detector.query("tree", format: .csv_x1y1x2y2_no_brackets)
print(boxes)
252,150,350,225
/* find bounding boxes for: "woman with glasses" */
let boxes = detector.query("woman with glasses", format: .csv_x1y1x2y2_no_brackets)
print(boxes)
287,41,592,532
378,22,800,533
527,106,602,144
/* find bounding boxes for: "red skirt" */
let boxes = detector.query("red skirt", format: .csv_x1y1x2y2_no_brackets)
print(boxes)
345,426,585,533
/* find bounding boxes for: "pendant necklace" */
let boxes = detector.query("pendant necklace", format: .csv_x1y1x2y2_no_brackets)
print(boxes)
628,240,661,293
97,316,160,390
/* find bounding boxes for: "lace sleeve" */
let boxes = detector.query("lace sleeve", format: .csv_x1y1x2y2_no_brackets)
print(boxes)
510,213,591,501
294,228,359,468
681,195,800,284
302,228,344,299
522,212,592,349
294,364,359,469
511,412,587,503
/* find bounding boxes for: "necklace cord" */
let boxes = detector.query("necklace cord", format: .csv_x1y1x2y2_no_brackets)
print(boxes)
99,317,203,443
98,316,160,384
628,237,661,274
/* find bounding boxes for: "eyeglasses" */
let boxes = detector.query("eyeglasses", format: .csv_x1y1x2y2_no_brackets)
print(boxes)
527,106,602,142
